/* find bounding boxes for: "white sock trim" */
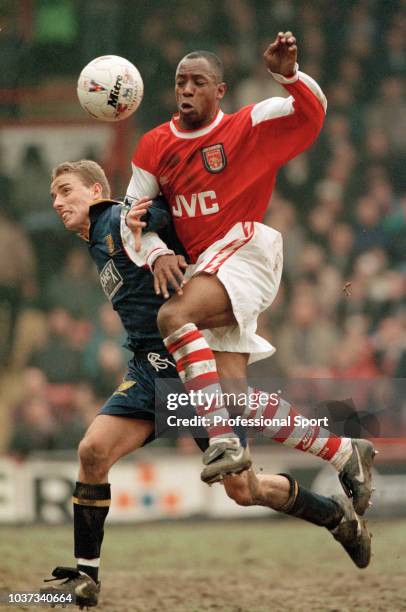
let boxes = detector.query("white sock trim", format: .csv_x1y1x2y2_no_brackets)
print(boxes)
330,438,353,471
163,322,197,347
76,558,100,568
210,436,240,446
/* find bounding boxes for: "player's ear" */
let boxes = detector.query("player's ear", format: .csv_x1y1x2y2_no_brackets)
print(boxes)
216,82,227,101
93,182,103,199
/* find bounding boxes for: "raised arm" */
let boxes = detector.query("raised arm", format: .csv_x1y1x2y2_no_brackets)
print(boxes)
251,31,327,165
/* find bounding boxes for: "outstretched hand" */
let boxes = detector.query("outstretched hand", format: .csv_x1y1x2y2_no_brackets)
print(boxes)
264,31,297,77
125,196,152,252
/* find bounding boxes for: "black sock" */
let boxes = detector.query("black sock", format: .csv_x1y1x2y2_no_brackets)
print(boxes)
77,563,99,583
73,481,111,583
278,473,343,530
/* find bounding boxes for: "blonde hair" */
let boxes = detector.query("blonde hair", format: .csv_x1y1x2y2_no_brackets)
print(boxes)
51,160,111,198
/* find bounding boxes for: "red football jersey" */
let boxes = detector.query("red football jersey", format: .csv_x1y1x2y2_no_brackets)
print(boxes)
127,69,326,263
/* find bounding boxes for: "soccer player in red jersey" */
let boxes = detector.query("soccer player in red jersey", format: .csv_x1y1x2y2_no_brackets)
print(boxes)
123,33,375,506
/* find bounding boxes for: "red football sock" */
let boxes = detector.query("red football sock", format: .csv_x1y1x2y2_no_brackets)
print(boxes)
252,389,352,470
164,323,236,441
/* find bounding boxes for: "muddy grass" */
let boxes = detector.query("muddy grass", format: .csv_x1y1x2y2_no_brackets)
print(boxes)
1,519,405,611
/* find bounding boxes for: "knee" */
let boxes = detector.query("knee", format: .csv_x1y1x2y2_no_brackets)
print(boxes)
78,437,110,477
157,302,187,337
224,479,254,507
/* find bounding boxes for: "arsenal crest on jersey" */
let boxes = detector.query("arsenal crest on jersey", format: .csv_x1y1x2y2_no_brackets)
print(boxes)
201,143,227,174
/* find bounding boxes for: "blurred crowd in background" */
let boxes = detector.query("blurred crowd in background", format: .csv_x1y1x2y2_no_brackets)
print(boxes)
0,0,404,456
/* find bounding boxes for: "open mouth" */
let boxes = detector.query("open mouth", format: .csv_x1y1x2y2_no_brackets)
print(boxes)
180,102,194,112
61,212,70,223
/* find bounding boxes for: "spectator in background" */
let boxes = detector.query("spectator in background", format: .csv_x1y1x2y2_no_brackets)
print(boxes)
365,76,406,153
70,383,99,429
13,144,52,224
381,22,405,76
8,397,57,458
81,303,127,383
307,206,336,249
90,340,126,401
327,222,355,274
45,247,105,318
12,144,61,286
0,209,37,367
373,315,406,378
14,367,49,405
7,367,91,457
28,307,84,384
383,196,406,265
7,367,54,457
353,196,387,254
330,331,379,379
296,243,327,284
275,291,339,376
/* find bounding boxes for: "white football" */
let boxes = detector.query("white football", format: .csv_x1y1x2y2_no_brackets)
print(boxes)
77,55,144,122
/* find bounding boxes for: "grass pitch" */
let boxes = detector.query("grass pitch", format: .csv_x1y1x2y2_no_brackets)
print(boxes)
1,518,405,611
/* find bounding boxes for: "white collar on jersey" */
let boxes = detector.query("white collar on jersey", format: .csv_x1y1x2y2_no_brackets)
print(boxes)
169,110,224,139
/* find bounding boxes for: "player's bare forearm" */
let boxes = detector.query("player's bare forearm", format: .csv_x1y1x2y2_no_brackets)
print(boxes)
153,254,188,299
264,31,297,77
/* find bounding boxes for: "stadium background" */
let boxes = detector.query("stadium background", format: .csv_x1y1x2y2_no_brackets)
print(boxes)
0,1,405,610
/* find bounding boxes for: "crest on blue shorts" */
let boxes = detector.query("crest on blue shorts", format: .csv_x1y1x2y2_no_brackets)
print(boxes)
201,143,227,173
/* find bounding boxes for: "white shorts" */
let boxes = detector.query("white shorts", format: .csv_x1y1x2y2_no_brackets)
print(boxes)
185,222,283,364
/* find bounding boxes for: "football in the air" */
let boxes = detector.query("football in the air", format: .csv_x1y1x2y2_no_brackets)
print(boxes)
77,55,144,122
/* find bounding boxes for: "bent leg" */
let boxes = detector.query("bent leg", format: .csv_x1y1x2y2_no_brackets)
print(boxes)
223,469,290,509
224,468,371,568
157,273,235,336
160,276,241,447
224,468,343,527
78,415,155,483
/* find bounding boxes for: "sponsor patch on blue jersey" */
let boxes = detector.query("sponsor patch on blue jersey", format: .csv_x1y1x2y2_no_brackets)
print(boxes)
99,259,123,300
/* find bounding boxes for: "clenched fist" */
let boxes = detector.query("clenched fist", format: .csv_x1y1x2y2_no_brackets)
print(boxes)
264,31,297,77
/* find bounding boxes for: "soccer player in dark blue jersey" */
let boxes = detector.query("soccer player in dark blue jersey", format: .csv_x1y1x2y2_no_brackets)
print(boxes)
43,160,371,608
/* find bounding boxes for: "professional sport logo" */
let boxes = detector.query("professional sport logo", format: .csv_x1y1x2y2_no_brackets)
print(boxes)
201,143,227,173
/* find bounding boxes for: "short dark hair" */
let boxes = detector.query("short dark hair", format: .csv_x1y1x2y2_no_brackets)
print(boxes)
180,50,224,82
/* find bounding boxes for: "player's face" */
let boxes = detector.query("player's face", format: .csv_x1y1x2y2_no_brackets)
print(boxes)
175,58,226,129
51,173,101,233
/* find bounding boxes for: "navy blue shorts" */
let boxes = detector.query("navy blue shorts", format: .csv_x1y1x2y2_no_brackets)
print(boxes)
99,352,208,450
99,351,246,449
99,352,177,420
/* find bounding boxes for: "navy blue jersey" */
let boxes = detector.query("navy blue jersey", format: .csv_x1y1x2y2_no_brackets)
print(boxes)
87,198,243,450
88,197,178,354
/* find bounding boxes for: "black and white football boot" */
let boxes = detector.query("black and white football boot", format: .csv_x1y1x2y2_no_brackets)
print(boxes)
41,566,100,609
201,438,252,484
339,438,378,515
330,495,372,569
